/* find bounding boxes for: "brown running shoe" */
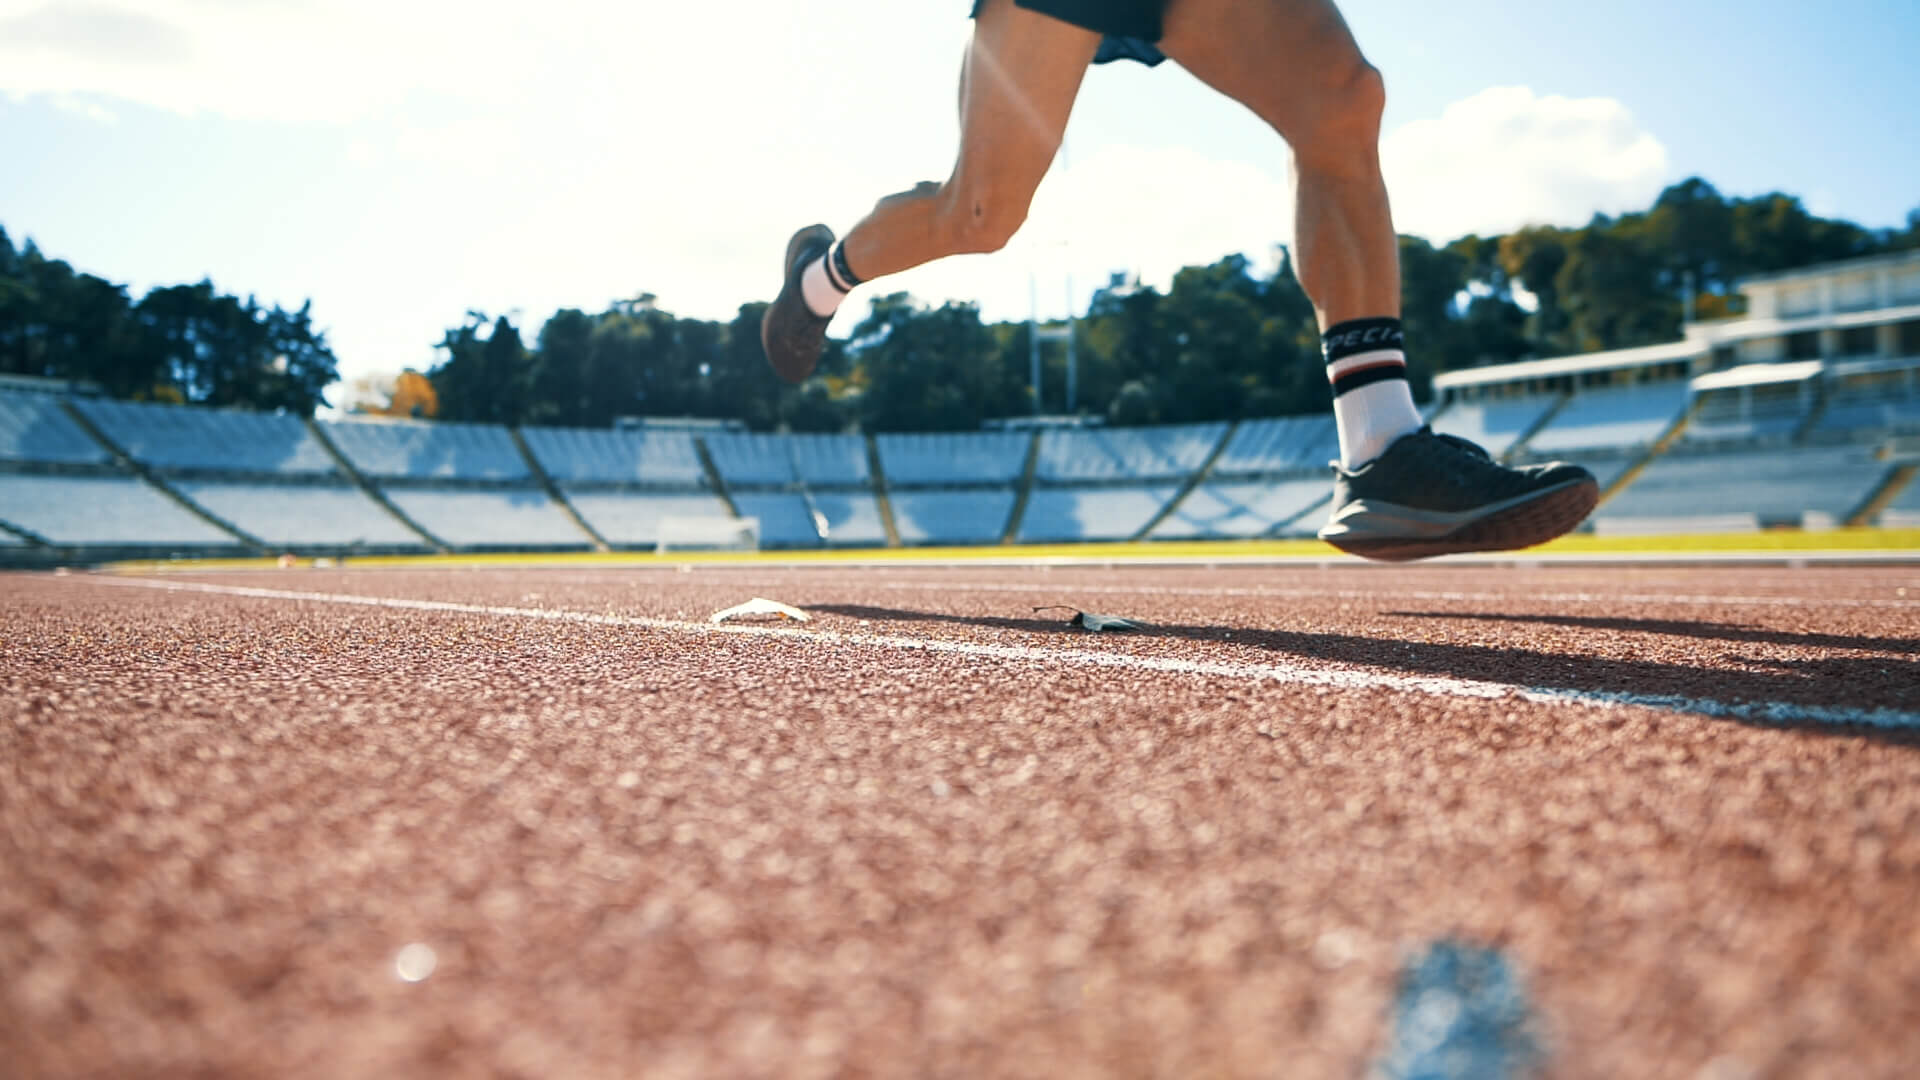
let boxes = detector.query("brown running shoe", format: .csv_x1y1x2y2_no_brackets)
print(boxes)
760,224,836,383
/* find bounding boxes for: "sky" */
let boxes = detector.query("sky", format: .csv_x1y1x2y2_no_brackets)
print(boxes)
2,0,1917,402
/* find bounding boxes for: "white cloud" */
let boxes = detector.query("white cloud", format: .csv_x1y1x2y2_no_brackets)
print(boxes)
1381,85,1670,241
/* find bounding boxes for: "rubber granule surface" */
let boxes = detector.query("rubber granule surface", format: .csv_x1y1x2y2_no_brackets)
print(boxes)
2,563,1918,1078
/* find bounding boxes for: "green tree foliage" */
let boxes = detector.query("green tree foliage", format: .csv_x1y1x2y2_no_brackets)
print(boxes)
0,226,338,415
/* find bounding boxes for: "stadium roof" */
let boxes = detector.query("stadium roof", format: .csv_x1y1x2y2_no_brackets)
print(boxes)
1689,359,1825,392
1432,340,1701,391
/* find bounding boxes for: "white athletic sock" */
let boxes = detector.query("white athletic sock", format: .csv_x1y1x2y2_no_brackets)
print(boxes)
1334,376,1424,468
1323,317,1424,469
800,241,859,318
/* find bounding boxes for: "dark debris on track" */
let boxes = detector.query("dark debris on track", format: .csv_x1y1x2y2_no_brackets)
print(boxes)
2,563,1918,1079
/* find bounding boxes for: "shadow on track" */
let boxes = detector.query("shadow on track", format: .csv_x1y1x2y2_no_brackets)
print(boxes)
808,603,1920,743
1385,611,1920,655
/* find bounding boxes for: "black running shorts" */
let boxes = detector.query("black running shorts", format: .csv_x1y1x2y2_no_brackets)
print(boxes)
968,0,1170,66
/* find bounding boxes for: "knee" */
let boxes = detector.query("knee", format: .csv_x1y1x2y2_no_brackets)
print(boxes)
936,181,1029,256
1292,56,1385,165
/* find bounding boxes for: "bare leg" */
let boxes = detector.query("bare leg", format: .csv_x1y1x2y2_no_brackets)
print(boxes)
837,0,1103,281
1158,0,1397,328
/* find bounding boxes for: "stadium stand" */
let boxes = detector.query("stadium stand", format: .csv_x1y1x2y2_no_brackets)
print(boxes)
811,492,889,546
173,481,423,548
875,432,1031,486
519,426,708,487
383,489,590,549
1681,383,1813,446
889,490,1017,545
318,417,530,480
0,390,111,465
1592,444,1888,531
1524,381,1691,454
1429,396,1562,459
1880,471,1920,527
1034,423,1229,483
1208,415,1337,476
1149,478,1332,539
788,434,871,487
564,491,736,548
703,433,798,487
730,492,821,547
1017,486,1181,543
71,398,337,474
0,473,240,547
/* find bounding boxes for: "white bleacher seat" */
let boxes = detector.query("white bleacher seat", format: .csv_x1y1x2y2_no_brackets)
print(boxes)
1596,445,1886,525
1035,423,1228,482
0,391,110,465
1525,382,1690,454
383,489,588,548
1149,478,1331,539
730,492,820,546
174,481,423,547
72,398,336,474
889,491,1016,545
1209,416,1338,475
1430,397,1560,458
0,473,239,546
703,433,797,487
787,434,871,487
811,492,888,546
319,417,529,480
875,432,1031,486
520,426,708,486
1016,485,1180,542
565,491,736,547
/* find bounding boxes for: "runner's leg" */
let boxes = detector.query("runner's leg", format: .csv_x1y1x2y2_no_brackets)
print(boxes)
837,0,1103,281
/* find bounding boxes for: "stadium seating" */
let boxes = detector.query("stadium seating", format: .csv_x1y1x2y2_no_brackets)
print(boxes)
1016,486,1180,543
1034,423,1229,482
1209,415,1337,476
1592,445,1888,530
1681,386,1810,445
72,398,337,475
318,417,530,480
0,390,111,465
1524,381,1691,454
730,493,821,547
520,426,708,486
1815,393,1920,435
787,434,871,487
1880,472,1920,527
1430,396,1561,458
564,491,736,548
703,433,798,487
173,481,424,548
888,491,1017,545
383,489,589,548
875,432,1031,486
1148,478,1332,539
811,492,889,546
0,473,240,547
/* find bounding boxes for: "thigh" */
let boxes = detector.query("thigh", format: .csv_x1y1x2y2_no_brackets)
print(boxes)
1156,0,1373,142
951,0,1103,204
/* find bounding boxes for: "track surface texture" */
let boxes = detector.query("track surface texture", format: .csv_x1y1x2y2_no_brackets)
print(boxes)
4,562,1919,1079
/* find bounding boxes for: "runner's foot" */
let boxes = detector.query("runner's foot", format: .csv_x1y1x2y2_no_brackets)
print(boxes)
1317,427,1598,561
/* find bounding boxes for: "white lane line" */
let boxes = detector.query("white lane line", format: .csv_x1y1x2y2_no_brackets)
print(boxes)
85,576,1920,730
601,573,1920,611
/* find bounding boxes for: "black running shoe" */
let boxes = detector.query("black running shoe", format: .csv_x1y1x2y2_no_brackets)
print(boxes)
1317,427,1598,561
760,224,835,383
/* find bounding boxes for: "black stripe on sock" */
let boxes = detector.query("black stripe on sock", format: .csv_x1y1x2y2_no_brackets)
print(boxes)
831,243,865,290
1330,360,1409,398
1322,317,1404,364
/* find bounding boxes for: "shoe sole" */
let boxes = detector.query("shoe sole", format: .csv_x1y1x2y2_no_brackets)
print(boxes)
1321,478,1599,562
761,225,835,384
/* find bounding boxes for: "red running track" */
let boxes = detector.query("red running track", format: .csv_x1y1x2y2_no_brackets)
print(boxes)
3,562,1918,1078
